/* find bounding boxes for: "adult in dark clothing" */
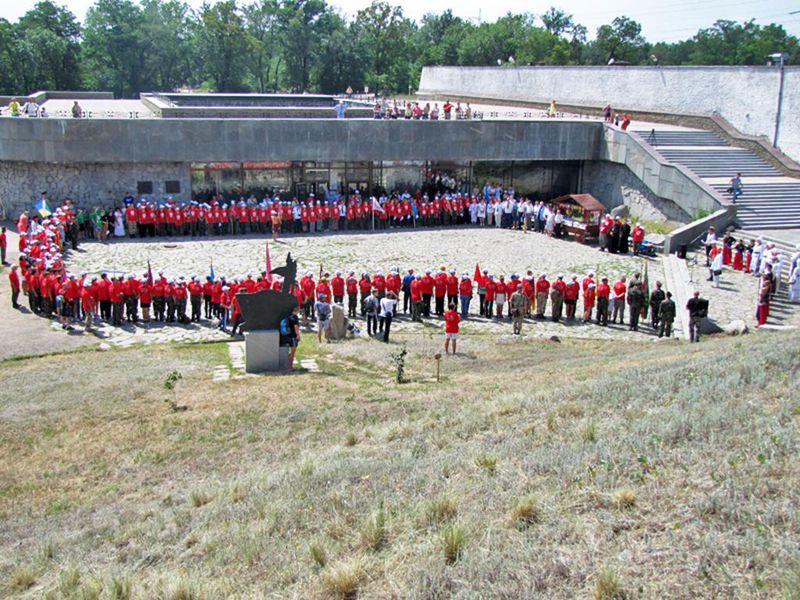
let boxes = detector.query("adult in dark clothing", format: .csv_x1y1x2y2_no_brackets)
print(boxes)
686,291,707,342
649,281,666,329
401,269,414,314
619,221,631,254
279,306,301,370
626,280,645,331
609,219,621,253
658,292,676,338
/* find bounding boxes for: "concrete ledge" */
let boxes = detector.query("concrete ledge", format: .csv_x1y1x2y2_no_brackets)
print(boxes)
663,208,736,255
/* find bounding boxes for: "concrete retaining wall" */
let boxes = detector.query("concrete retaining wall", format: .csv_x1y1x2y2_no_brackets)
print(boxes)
0,118,604,163
663,208,736,254
419,65,800,162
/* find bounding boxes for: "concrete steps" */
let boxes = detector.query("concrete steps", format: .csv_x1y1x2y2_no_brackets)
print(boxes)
633,130,728,146
661,254,694,341
711,183,800,229
657,149,781,178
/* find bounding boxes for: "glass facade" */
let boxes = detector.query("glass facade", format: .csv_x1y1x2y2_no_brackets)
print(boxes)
190,160,581,201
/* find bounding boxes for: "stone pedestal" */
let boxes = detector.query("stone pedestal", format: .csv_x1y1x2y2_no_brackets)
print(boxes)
244,330,288,373
330,304,348,340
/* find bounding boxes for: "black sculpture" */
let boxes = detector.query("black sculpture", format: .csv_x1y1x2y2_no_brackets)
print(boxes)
237,253,298,332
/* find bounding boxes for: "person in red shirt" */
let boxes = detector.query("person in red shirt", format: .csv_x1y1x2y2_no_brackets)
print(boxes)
631,223,645,256
110,276,125,325
420,270,435,317
188,275,203,322
433,267,448,316
0,226,8,265
596,277,611,326
345,271,359,318
81,281,96,331
483,275,496,317
316,276,332,303
138,277,152,323
445,269,459,310
358,272,372,316
443,304,460,354
535,273,550,318
564,274,580,321
8,265,21,309
550,274,567,322
612,275,627,324
458,272,472,318
410,274,423,322
299,271,316,324
330,271,345,304
124,274,140,322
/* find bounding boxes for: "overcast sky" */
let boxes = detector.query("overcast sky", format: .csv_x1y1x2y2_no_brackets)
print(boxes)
1,0,798,43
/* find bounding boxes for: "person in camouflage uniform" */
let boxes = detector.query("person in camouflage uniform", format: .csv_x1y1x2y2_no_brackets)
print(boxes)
509,284,529,335
658,291,676,338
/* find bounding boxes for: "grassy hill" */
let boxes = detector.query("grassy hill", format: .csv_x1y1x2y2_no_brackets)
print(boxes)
1,328,799,599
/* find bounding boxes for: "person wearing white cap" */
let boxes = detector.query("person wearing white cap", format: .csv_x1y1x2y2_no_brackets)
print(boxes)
535,273,550,319
564,275,580,320
550,274,566,322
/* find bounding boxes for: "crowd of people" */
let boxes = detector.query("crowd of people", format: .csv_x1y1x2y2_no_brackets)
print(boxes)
44,185,649,254
8,193,798,367
702,225,800,326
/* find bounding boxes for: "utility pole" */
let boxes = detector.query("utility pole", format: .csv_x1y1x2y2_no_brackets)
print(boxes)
770,52,789,148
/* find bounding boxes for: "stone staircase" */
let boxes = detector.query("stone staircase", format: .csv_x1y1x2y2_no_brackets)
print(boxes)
634,128,800,230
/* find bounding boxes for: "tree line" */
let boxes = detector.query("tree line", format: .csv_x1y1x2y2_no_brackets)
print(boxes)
1,0,798,98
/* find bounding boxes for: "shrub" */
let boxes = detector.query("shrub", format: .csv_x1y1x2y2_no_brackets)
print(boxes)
8,566,36,591
190,490,213,508
475,454,498,475
108,576,133,600
58,566,81,595
321,560,365,599
613,488,637,510
593,567,622,599
309,543,327,568
425,496,458,525
361,501,388,551
344,432,358,447
509,495,542,529
442,524,466,564
390,344,408,384
581,419,597,443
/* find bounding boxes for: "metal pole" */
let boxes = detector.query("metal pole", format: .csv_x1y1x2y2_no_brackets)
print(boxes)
773,55,786,148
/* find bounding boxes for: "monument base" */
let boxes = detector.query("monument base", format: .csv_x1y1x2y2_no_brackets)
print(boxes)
244,330,289,373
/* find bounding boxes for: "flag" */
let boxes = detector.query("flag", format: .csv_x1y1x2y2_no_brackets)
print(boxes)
265,243,272,283
411,200,419,219
34,198,51,218
371,197,385,214
474,263,483,287
209,259,215,283
641,262,650,318
146,260,153,285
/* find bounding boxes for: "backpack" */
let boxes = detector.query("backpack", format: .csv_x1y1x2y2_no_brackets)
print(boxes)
279,318,291,336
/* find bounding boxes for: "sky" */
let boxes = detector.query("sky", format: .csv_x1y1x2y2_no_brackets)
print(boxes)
1,0,799,43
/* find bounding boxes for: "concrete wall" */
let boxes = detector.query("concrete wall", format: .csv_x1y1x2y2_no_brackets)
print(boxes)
419,66,800,162
581,161,690,224
0,118,603,163
663,208,735,254
0,162,191,216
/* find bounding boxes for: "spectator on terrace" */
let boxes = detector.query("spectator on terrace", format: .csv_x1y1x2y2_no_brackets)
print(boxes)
71,101,83,118
7,97,21,117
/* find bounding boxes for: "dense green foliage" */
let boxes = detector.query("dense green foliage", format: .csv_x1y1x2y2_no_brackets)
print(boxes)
1,0,798,97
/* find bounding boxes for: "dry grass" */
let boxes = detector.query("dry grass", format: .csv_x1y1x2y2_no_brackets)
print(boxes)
1,330,799,598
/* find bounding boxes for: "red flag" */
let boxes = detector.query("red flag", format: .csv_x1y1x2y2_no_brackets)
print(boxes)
265,243,273,284
474,263,483,286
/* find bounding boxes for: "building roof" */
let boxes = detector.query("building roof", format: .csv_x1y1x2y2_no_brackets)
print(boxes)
553,193,605,211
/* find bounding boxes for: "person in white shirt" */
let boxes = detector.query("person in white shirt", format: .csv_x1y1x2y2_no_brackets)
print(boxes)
702,226,717,266
379,291,397,343
788,245,800,303
477,200,486,226
710,243,724,288
751,239,764,276
493,201,503,228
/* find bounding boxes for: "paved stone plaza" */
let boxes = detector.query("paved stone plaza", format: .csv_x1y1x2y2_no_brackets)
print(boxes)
42,228,792,350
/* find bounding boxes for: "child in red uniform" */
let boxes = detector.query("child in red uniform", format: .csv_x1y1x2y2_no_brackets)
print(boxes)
444,303,460,354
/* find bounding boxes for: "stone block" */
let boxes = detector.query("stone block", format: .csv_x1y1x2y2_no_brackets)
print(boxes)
329,304,348,341
245,329,281,373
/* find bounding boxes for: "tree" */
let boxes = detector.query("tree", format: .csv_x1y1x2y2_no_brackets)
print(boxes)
196,0,251,91
242,0,282,92
16,1,82,90
592,16,648,64
139,0,194,91
314,16,365,94
278,0,329,92
82,0,147,97
353,1,415,93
